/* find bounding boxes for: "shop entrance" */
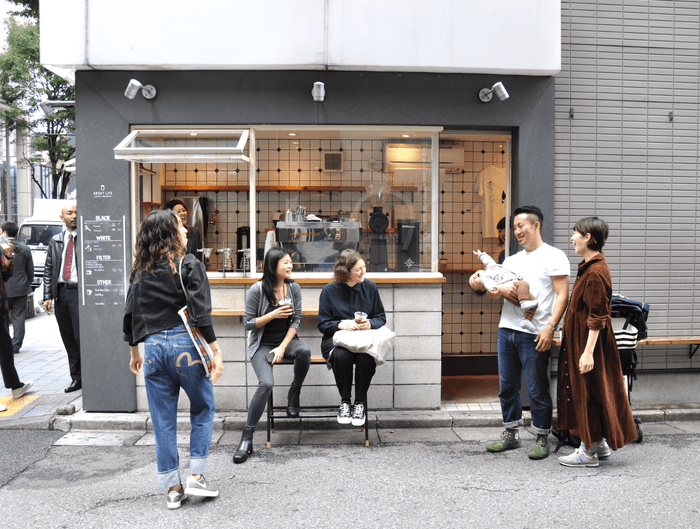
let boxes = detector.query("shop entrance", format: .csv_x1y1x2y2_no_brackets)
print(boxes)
438,132,512,407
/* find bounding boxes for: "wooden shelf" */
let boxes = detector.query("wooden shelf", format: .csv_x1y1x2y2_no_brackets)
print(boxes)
161,185,417,192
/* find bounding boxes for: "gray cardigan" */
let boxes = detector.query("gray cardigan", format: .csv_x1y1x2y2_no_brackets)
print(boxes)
243,280,303,359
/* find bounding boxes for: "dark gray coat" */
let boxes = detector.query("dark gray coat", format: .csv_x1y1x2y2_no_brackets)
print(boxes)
5,239,34,298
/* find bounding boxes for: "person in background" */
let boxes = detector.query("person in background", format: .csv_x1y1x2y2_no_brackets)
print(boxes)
497,216,507,264
1,221,34,355
42,203,82,393
124,209,223,509
484,206,570,461
557,217,638,467
0,235,34,411
234,247,311,464
164,199,203,261
318,249,386,427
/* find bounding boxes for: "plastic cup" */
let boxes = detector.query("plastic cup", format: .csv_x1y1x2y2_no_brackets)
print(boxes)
354,311,367,323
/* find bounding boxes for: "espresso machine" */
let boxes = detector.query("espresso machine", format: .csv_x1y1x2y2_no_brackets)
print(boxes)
366,178,392,272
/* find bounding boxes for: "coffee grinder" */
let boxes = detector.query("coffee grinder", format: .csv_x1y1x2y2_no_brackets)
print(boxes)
365,176,392,272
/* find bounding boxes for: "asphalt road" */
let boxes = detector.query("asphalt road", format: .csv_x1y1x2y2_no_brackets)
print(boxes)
0,430,698,529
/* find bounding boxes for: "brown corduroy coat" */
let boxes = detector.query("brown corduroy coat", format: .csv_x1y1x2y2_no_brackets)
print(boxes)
557,252,638,451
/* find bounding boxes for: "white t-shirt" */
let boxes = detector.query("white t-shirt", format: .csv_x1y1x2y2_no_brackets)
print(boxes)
474,165,506,238
499,243,570,334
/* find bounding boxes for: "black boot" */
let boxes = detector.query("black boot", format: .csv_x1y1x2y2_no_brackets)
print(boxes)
287,383,301,418
233,426,255,464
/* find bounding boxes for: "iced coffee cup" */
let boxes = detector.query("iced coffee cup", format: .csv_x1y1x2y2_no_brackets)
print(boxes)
354,311,367,324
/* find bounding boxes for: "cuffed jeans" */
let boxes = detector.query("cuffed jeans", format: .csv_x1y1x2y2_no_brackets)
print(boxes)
143,325,215,489
246,339,311,428
497,328,552,435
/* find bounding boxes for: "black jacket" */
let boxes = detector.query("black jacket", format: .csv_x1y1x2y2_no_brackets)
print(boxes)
43,231,78,301
5,238,34,298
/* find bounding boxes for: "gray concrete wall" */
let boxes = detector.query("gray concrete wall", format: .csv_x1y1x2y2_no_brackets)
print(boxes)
134,282,444,411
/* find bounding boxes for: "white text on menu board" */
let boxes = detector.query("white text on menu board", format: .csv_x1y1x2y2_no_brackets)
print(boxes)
83,215,125,306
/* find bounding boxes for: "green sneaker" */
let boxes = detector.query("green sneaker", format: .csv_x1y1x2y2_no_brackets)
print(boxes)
528,434,550,460
486,429,521,453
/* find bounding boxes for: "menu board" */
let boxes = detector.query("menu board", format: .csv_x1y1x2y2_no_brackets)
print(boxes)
80,215,127,306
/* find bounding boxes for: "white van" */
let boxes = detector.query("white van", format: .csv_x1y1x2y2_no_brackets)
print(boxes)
17,199,72,289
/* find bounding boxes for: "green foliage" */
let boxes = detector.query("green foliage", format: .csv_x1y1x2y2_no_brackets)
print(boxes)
7,0,38,19
0,15,75,198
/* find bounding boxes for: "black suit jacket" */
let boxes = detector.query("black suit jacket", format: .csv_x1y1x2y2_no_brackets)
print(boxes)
5,239,34,298
43,232,79,300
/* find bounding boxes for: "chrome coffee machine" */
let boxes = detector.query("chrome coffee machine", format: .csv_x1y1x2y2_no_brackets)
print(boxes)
276,220,362,271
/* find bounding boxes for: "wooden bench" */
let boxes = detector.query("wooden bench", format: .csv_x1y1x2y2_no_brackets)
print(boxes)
266,354,370,448
553,337,700,359
212,308,319,317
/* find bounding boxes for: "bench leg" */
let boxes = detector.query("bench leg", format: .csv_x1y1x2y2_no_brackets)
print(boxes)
267,386,274,447
364,399,370,447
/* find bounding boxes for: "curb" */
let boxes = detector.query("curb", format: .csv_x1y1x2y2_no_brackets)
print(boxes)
7,407,697,433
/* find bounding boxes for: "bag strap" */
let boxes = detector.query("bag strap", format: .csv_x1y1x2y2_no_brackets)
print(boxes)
178,257,195,318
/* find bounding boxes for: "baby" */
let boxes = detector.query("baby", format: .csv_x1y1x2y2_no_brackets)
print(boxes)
469,249,539,333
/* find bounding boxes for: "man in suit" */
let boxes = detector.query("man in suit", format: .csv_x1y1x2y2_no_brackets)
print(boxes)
1,221,35,355
42,202,82,393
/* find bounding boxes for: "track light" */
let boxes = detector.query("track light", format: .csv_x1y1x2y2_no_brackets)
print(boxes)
124,79,157,100
478,82,509,103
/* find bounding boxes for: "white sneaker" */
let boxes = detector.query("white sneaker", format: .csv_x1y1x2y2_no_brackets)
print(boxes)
597,439,612,460
351,403,366,427
337,402,352,424
12,380,34,399
184,475,218,498
558,444,599,467
0,403,7,412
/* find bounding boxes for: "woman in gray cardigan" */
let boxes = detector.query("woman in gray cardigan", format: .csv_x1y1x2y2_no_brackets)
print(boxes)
233,248,311,463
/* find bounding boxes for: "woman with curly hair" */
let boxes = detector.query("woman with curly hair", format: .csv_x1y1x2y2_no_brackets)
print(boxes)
317,249,386,427
124,209,223,508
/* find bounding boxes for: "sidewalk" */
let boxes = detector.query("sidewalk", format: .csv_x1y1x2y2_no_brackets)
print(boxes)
2,311,700,436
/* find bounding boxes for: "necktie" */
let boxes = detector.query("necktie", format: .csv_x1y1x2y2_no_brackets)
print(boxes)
62,234,74,282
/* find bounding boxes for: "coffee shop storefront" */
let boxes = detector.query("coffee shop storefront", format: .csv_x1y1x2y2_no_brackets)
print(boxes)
74,70,555,412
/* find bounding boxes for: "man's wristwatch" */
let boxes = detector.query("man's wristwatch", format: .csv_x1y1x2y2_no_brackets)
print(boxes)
547,322,559,331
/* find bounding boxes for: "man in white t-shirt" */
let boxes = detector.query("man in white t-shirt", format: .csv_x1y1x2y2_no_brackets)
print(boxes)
481,206,570,461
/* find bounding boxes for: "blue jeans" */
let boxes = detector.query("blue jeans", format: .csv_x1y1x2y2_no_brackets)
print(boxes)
143,325,215,489
497,328,552,435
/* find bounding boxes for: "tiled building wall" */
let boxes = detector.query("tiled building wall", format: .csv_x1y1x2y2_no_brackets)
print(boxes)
557,1,700,370
163,138,433,272
440,140,509,355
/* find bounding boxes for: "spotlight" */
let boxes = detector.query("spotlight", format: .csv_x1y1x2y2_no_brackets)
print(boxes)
124,79,157,100
311,81,325,102
478,82,509,103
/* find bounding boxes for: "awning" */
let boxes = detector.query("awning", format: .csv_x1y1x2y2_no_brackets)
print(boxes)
114,129,250,164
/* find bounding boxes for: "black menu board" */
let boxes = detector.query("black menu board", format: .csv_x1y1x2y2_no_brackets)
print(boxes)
80,215,127,306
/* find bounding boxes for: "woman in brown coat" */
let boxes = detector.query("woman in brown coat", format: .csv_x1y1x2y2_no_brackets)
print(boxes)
557,217,637,467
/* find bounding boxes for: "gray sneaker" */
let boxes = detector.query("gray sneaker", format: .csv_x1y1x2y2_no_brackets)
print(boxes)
184,475,219,498
558,445,599,467
166,487,186,509
597,439,611,460
486,429,521,452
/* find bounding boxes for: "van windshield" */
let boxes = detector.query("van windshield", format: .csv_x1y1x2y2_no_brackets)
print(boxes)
18,224,63,246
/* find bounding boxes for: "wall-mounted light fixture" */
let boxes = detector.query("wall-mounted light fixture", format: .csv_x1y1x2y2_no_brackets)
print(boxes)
478,82,509,103
40,100,75,117
312,81,325,102
124,79,157,100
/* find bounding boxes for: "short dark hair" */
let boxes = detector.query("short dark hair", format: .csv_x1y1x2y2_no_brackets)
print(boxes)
513,206,543,229
573,217,609,251
1,221,18,238
163,198,188,212
333,249,364,283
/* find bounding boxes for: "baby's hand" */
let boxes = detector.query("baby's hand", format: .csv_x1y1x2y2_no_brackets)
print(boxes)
473,249,481,256
489,286,499,294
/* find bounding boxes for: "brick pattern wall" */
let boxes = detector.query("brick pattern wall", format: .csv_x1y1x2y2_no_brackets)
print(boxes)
556,1,700,370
